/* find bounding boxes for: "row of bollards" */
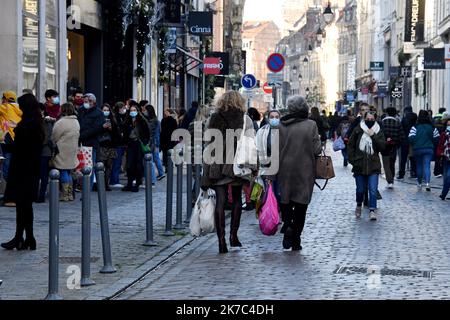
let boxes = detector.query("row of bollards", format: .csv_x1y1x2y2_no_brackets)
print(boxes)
45,147,202,299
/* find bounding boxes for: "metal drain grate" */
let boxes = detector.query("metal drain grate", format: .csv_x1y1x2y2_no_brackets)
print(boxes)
41,257,100,264
333,266,433,279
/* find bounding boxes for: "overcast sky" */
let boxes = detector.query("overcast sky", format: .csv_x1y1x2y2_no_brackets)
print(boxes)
243,0,283,28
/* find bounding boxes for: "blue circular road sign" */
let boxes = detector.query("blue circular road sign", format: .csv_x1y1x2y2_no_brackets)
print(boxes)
241,74,257,89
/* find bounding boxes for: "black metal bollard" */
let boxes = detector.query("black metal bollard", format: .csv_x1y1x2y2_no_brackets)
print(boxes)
45,170,63,300
184,146,193,224
95,162,117,274
80,167,95,287
174,153,184,230
143,154,157,246
194,145,202,200
163,150,175,236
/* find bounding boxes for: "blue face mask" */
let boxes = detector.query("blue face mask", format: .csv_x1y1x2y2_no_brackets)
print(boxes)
269,118,280,127
103,111,110,117
52,97,60,105
130,111,138,118
447,126,450,132
83,103,90,109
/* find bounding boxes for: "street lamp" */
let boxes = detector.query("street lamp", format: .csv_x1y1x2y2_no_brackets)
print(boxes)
323,2,334,24
317,26,323,42
303,57,309,67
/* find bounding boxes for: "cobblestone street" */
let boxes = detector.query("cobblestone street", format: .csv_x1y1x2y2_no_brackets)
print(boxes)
115,150,450,300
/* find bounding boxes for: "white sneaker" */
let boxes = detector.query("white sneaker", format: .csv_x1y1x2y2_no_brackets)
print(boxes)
387,183,394,189
369,211,377,221
110,184,124,188
425,183,431,192
417,183,422,189
435,174,443,178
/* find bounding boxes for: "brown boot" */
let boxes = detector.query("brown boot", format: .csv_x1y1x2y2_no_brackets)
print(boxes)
60,184,70,202
67,185,74,201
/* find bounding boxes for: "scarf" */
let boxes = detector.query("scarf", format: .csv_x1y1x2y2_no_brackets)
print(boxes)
45,102,60,119
444,130,450,161
359,121,380,155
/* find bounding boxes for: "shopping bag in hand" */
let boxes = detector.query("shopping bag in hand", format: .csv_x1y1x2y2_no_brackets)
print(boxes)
258,184,279,236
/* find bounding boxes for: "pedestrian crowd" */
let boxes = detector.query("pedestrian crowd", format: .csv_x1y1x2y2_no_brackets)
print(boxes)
0,88,199,251
1,88,449,256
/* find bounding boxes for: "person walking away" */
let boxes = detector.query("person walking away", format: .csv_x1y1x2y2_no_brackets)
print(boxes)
310,107,328,147
256,109,281,202
78,93,105,189
160,108,178,170
180,101,199,130
97,103,120,191
188,104,210,205
381,107,405,189
122,106,150,192
110,102,127,187
398,107,418,180
1,94,45,250
409,110,440,191
433,108,447,177
201,91,256,254
336,114,351,167
247,107,261,131
50,103,80,201
321,109,331,139
0,91,22,207
347,111,386,221
177,108,186,127
277,96,322,251
437,113,450,200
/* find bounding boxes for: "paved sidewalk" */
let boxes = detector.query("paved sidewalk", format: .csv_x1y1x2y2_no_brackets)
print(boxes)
0,174,191,300
115,148,450,300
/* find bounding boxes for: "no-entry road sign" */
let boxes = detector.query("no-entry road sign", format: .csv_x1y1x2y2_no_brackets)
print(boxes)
262,82,273,94
267,53,285,73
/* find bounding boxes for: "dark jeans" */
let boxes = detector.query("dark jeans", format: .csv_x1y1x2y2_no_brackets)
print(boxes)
342,147,348,165
280,202,308,241
37,156,51,201
434,156,444,176
442,160,450,198
382,148,397,184
399,143,416,178
110,147,125,185
126,141,144,186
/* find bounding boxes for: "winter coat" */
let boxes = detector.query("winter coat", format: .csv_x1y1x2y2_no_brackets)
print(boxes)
42,118,56,157
123,116,151,146
78,106,105,149
256,124,279,179
51,115,80,170
5,118,44,203
160,116,178,151
201,108,254,187
409,123,440,151
310,116,328,142
381,116,405,156
347,125,386,176
277,116,322,205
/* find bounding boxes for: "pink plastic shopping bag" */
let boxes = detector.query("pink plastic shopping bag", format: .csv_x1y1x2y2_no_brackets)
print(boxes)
258,184,280,236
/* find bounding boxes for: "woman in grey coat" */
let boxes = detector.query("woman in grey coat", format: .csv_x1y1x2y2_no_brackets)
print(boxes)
277,96,322,251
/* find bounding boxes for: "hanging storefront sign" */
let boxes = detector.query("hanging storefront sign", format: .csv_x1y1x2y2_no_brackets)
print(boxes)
404,0,425,43
163,0,182,24
188,12,213,36
203,52,229,75
166,27,177,54
424,48,445,70
370,62,384,71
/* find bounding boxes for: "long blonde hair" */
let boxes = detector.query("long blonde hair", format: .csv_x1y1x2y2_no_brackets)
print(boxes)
195,104,210,122
216,91,246,112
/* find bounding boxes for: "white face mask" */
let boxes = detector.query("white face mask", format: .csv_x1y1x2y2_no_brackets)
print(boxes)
83,103,91,109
